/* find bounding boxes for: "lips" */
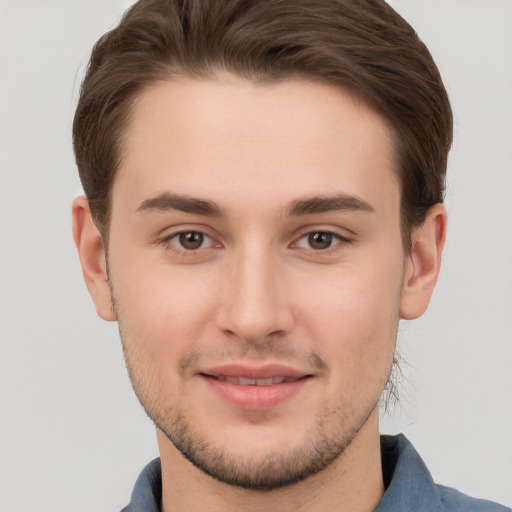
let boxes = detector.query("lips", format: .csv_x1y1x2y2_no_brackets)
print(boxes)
201,363,309,380
199,364,312,410
213,376,296,386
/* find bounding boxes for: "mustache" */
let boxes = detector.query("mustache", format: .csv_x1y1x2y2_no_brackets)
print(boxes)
178,343,328,376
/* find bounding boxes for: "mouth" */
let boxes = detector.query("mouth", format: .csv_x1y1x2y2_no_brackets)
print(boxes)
203,375,304,386
198,364,313,410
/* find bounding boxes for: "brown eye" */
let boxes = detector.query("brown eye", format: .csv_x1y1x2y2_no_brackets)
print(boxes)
178,232,205,250
308,232,334,250
296,231,347,251
163,230,218,254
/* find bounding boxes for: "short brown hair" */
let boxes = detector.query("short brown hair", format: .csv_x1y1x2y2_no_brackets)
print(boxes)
73,0,452,249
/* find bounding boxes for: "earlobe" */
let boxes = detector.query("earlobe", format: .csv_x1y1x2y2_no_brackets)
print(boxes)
399,204,447,320
72,196,117,321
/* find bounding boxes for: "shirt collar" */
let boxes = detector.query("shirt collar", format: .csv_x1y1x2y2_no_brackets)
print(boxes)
121,457,161,512
375,434,441,512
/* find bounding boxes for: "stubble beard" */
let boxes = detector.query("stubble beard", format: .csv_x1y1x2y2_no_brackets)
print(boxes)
120,336,385,492
110,281,396,492
151,398,376,491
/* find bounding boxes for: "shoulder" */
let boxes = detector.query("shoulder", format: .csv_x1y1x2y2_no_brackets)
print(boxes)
437,484,511,512
377,435,511,512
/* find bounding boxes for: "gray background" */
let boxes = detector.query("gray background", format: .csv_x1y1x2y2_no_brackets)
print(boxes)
1,0,511,510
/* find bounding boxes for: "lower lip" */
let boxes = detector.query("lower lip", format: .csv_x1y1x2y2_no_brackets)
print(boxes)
202,375,310,410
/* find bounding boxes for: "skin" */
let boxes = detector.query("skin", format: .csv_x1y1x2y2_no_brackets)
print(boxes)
73,75,446,512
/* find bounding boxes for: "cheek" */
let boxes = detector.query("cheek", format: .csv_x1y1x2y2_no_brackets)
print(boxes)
110,255,218,363
298,253,402,379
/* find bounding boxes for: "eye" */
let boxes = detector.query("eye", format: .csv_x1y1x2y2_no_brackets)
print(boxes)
166,231,214,251
296,231,346,250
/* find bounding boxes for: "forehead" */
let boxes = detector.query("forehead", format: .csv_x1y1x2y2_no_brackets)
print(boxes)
114,75,399,217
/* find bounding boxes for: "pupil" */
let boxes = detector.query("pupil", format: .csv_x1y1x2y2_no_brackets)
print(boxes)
179,232,203,250
309,232,332,250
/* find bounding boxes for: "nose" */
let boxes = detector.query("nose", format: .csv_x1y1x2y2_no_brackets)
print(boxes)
215,245,294,344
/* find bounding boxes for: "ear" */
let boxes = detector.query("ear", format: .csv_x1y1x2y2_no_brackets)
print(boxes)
72,196,116,321
399,203,447,320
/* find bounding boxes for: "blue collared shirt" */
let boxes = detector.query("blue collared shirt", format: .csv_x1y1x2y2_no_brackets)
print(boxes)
121,434,510,511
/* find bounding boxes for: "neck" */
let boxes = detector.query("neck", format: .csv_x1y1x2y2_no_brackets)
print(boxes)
158,409,384,512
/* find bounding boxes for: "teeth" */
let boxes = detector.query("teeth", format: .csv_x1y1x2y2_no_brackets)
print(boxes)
216,376,290,386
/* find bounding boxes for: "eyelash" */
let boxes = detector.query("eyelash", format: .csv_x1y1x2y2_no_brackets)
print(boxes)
294,231,350,252
159,230,218,254
159,229,351,255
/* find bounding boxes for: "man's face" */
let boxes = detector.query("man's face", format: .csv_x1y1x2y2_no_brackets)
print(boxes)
107,76,406,489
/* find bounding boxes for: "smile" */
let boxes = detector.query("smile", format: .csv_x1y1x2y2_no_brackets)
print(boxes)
211,376,299,386
199,365,313,410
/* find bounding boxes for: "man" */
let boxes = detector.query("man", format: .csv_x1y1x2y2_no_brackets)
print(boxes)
71,0,510,510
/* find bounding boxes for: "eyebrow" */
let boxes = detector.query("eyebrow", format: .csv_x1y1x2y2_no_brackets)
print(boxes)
135,192,374,218
287,194,375,216
136,192,225,217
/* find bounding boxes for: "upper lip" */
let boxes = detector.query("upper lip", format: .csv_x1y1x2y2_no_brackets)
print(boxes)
200,364,311,380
